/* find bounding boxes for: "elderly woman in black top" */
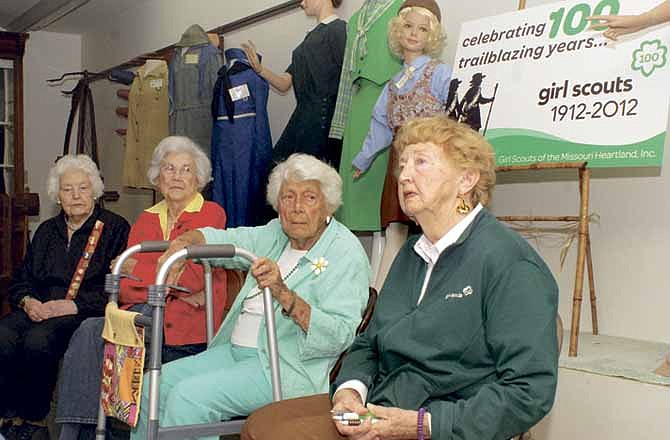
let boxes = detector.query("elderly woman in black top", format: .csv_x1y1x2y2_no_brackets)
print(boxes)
0,155,130,438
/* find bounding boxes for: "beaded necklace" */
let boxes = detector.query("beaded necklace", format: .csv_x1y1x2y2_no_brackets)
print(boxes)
243,261,301,302
65,211,93,233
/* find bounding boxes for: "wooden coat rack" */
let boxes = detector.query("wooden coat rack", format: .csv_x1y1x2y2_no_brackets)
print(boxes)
87,0,301,83
48,1,301,206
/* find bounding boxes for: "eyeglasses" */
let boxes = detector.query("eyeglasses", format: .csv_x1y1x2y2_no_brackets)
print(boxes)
160,163,195,177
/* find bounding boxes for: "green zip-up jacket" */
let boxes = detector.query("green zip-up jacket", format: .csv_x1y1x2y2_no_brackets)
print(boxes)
333,209,559,440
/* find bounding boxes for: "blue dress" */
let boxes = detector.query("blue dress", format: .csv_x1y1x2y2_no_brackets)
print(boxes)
210,48,272,228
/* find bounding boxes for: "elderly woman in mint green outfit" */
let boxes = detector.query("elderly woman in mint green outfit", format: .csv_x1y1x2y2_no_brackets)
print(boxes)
130,153,371,440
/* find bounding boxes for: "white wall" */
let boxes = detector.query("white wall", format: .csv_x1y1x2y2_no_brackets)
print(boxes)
76,0,670,344
23,31,82,227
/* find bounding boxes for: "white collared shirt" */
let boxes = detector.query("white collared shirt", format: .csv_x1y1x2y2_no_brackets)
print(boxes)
320,14,339,25
336,204,484,432
414,203,483,304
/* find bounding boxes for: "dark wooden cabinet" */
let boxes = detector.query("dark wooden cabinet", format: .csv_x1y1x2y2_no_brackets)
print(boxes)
1,31,37,315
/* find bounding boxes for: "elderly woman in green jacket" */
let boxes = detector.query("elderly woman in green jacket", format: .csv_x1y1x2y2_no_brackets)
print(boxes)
242,116,559,440
130,154,371,440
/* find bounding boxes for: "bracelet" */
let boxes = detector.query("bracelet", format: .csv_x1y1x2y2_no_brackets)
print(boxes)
281,291,297,317
417,407,426,440
19,295,32,309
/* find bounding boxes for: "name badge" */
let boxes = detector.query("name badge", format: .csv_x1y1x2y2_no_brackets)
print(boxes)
150,79,163,90
185,53,199,64
228,84,250,101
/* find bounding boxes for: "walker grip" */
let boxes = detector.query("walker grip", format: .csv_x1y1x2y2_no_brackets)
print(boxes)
186,244,236,260
139,241,170,253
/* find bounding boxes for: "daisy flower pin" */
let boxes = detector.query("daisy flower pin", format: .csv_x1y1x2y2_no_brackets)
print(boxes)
310,257,329,276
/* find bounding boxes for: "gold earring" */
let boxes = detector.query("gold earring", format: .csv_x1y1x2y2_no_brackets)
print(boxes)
456,196,471,214
57,199,62,205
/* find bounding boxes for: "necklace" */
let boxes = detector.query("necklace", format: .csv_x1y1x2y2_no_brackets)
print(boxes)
65,214,90,233
243,263,301,302
65,220,81,232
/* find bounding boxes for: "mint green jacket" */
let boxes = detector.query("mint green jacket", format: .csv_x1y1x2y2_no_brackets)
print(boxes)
200,219,371,399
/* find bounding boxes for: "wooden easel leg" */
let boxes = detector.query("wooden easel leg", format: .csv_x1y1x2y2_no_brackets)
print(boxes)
569,167,590,357
586,233,598,335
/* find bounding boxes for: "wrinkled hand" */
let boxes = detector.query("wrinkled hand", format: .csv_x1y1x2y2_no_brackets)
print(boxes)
331,389,369,438
587,14,648,40
110,256,138,275
250,257,287,299
23,297,49,322
175,290,205,310
42,299,78,319
354,403,422,440
158,238,190,285
352,168,363,180
241,40,263,74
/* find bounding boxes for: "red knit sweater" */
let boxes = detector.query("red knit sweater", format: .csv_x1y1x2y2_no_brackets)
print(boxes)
119,201,227,345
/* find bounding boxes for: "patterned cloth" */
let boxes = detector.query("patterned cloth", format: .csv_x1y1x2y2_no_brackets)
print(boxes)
380,59,447,226
352,55,451,172
100,326,145,427
387,60,444,128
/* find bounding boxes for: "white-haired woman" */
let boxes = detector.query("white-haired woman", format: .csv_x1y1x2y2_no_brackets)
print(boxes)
0,155,130,438
56,136,229,440
129,153,371,440
351,0,450,291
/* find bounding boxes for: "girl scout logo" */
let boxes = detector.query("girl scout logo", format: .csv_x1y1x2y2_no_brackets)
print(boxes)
446,286,474,300
632,39,668,78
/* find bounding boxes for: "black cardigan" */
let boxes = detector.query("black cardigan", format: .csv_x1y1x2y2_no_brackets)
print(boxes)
9,205,130,317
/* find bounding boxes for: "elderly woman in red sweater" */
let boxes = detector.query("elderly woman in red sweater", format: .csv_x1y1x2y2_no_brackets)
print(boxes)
56,136,228,440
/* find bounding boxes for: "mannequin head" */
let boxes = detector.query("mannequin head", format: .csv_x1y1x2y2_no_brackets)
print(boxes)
301,0,341,18
388,5,446,59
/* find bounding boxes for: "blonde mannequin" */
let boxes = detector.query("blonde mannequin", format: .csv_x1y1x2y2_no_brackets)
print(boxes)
353,1,448,289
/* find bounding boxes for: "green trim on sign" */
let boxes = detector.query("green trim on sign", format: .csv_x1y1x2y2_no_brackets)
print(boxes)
486,128,565,142
489,129,665,168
